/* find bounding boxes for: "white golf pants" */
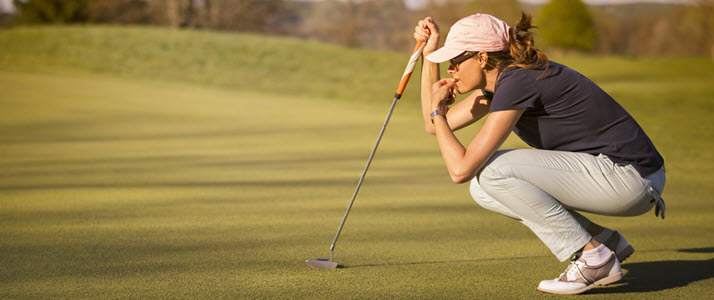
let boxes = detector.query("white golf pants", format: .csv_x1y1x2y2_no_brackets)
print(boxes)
470,149,666,261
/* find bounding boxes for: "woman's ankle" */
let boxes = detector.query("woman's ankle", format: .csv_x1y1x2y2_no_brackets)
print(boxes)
581,238,602,252
586,222,606,237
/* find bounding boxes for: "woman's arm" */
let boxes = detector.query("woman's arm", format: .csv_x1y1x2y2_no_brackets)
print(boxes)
416,18,490,134
431,79,525,183
422,75,492,135
420,50,441,133
442,90,492,132
416,17,442,133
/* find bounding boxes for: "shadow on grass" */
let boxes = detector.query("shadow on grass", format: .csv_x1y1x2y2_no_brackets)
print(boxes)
589,247,714,294
677,247,714,254
343,254,553,268
346,247,714,294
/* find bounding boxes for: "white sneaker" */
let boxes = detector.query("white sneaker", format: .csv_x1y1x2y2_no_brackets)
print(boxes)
537,251,623,295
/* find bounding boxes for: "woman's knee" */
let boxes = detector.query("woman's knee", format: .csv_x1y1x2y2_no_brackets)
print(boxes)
469,177,492,208
476,152,516,193
479,149,524,177
470,177,521,220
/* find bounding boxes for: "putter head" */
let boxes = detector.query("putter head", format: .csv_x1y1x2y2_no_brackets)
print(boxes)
306,258,338,269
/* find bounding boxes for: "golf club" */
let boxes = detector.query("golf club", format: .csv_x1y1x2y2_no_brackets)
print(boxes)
306,39,427,269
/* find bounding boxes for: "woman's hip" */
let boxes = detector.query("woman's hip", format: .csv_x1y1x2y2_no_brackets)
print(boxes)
476,149,665,216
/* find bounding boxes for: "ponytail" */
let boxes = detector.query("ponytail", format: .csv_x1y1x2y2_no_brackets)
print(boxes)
486,12,549,81
508,13,549,77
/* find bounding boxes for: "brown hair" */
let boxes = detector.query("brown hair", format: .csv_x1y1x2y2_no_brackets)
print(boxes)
484,13,549,81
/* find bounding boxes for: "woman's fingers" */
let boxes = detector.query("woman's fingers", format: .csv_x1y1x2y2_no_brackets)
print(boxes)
446,94,456,106
414,26,427,42
432,78,459,108
414,17,437,41
425,17,438,33
433,78,458,89
419,17,440,54
414,20,430,42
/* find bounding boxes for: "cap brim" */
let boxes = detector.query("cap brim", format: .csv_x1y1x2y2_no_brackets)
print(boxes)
425,47,464,63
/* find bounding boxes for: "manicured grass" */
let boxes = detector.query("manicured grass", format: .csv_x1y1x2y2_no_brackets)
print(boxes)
0,25,413,104
1,27,713,298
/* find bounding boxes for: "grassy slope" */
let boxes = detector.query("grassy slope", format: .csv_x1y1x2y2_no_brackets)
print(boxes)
0,25,413,104
1,26,713,298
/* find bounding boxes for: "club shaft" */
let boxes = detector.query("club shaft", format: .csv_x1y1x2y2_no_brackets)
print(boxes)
329,96,400,259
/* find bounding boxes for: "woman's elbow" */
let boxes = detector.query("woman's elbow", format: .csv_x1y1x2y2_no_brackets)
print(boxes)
449,171,474,184
424,125,436,135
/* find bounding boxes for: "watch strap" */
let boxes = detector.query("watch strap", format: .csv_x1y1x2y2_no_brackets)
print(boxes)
430,109,442,123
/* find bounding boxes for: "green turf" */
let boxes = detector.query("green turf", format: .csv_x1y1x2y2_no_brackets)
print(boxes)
1,26,713,298
0,25,416,104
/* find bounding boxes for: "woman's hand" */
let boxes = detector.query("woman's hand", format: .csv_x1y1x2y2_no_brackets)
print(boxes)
414,17,440,56
431,78,458,112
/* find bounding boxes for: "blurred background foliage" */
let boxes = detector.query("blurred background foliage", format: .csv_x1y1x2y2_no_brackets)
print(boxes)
1,0,713,58
537,0,596,51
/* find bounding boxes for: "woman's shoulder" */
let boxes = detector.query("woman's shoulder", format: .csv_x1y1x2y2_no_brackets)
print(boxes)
500,61,555,78
496,62,553,90
499,61,584,84
495,61,588,97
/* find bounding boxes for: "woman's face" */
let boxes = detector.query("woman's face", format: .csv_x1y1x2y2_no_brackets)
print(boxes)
447,52,486,94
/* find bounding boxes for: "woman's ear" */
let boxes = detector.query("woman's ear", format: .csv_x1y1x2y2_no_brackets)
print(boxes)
477,51,489,69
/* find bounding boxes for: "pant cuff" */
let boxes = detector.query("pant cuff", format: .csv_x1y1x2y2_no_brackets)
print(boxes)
554,232,592,262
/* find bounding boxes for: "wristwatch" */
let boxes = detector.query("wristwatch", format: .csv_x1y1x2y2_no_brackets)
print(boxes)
430,109,443,123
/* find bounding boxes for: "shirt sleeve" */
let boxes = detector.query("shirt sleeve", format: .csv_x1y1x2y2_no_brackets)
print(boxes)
490,68,539,112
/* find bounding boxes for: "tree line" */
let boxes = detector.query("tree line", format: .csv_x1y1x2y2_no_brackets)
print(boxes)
5,0,714,58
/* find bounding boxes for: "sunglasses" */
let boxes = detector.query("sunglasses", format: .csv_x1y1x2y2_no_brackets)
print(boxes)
449,51,477,71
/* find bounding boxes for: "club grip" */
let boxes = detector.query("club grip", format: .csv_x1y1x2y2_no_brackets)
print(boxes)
395,40,426,97
409,40,426,60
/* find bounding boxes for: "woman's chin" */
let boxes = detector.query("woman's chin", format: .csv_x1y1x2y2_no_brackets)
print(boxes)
456,86,474,94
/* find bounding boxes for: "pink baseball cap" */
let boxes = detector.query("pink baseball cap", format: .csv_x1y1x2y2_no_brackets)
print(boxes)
426,14,510,63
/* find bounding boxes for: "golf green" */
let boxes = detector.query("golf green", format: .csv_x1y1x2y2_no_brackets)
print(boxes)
1,27,713,298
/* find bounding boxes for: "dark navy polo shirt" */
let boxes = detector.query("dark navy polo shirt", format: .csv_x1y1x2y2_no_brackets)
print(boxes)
490,61,664,177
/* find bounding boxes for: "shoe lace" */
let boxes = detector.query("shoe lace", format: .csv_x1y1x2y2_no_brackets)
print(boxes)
559,256,589,283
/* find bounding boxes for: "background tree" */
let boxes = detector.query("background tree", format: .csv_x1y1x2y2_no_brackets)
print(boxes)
424,0,466,32
467,0,523,25
422,0,469,47
297,0,358,46
537,0,596,51
692,0,714,61
13,0,89,24
589,5,629,54
88,0,153,25
357,0,412,51
205,0,283,32
87,0,285,31
6,0,713,58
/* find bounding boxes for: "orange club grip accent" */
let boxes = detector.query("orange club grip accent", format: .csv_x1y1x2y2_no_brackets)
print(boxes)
394,40,426,97
410,40,425,55
395,73,412,96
